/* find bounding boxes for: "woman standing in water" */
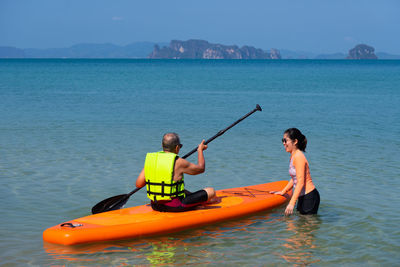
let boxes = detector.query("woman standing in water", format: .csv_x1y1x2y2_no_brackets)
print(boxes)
272,128,320,215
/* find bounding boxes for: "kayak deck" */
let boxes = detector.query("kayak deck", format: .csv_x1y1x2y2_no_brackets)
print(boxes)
43,180,289,245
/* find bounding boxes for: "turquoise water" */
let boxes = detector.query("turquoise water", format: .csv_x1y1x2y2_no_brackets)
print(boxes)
1,59,399,266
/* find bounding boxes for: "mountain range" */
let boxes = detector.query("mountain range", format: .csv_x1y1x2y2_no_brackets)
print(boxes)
1,41,399,59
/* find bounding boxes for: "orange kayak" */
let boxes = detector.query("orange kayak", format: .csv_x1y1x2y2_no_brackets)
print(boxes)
43,180,289,245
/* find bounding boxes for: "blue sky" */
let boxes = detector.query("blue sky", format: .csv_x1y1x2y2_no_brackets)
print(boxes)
1,0,399,54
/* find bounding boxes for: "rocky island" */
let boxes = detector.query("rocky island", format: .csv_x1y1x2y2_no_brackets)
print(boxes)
347,44,378,59
148,39,281,59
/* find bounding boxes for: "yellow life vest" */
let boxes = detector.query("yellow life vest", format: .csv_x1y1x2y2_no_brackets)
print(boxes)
144,151,185,201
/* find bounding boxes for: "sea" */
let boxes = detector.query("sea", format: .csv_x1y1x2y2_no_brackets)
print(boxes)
1,59,399,266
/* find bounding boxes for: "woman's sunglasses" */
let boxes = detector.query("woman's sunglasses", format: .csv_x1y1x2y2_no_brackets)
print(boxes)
282,138,288,144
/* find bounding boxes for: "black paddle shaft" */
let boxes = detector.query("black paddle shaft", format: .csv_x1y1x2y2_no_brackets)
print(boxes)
91,104,262,214
181,104,262,159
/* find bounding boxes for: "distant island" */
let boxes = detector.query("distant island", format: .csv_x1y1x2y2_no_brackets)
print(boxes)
0,42,164,59
347,44,378,59
148,39,281,59
0,41,399,59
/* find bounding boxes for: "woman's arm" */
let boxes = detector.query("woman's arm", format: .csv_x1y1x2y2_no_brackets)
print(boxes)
272,179,293,195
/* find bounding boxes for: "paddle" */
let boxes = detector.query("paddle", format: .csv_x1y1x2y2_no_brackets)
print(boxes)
91,104,262,214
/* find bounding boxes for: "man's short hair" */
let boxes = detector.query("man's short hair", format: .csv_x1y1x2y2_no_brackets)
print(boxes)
162,133,181,152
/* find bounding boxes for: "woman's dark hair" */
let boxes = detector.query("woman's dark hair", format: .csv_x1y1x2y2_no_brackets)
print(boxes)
284,128,307,152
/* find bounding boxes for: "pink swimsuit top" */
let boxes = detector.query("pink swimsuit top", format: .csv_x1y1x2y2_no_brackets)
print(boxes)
289,158,306,197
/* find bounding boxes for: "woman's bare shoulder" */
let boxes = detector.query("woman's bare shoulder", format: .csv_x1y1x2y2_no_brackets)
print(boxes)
293,151,307,164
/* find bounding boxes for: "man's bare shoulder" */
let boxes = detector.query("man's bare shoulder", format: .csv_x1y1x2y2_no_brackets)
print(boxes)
176,157,190,167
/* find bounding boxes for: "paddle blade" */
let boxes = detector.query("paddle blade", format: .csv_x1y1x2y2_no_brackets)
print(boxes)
91,194,129,214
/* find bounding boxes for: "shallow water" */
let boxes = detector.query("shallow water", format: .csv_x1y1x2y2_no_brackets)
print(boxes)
0,59,399,266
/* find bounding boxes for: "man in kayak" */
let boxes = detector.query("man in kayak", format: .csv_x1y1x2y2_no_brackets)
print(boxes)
136,132,216,212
